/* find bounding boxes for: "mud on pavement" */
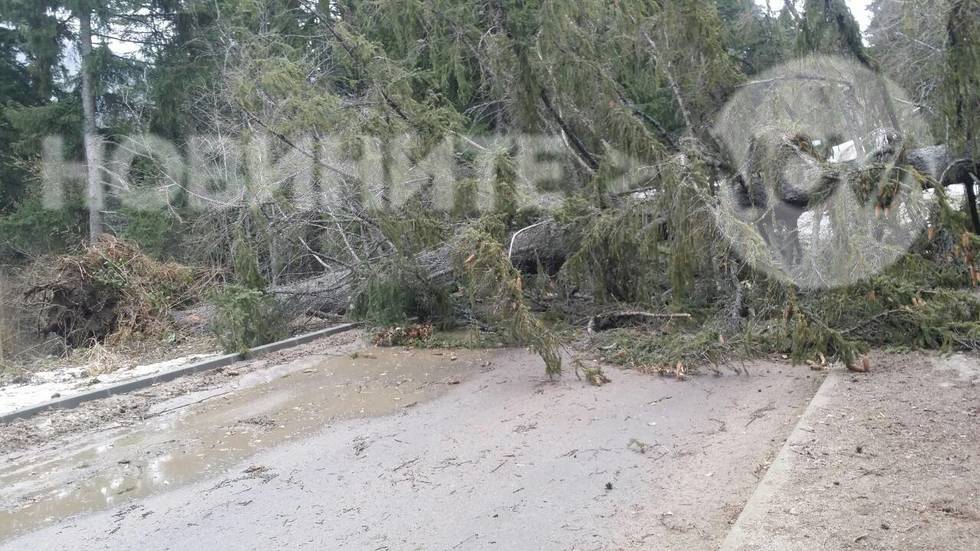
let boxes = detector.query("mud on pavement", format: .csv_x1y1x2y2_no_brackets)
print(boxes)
0,339,824,550
0,331,364,454
0,331,498,540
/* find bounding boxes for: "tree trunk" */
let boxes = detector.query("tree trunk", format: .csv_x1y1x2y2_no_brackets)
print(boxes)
946,2,980,233
965,176,980,234
174,144,971,332
78,5,103,241
269,220,568,317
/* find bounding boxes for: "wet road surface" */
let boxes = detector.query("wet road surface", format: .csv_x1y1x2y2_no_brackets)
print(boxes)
1,346,822,549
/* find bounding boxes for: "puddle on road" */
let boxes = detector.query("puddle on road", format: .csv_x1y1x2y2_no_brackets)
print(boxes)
0,346,492,539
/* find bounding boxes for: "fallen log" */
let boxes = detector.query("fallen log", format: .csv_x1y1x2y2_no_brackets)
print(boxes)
271,219,567,317
176,143,975,331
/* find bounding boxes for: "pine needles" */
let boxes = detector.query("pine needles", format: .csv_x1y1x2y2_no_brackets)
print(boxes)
457,228,562,377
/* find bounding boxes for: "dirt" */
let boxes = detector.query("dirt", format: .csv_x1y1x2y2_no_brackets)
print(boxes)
722,351,980,550
0,341,822,550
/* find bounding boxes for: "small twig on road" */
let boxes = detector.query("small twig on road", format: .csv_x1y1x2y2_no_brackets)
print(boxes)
393,457,420,472
745,401,777,428
452,534,479,549
144,390,234,419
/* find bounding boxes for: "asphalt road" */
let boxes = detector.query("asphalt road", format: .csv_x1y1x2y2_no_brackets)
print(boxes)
0,348,821,550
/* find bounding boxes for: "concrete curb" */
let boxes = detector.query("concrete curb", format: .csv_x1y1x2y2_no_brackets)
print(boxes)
0,323,360,424
718,369,841,550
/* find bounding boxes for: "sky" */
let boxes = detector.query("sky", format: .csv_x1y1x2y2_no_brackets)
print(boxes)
756,0,874,32
848,0,874,31
58,1,878,80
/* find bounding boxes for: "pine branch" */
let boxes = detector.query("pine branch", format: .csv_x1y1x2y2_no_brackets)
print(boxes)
643,31,694,136
538,89,599,172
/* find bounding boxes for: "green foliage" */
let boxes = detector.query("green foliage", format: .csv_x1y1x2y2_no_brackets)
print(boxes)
231,229,267,290
118,208,180,259
782,303,866,368
594,319,773,375
0,29,33,211
351,277,415,326
796,0,866,57
210,285,287,354
375,207,451,255
715,0,793,75
0,199,86,257
351,265,451,326
457,228,562,377
451,178,481,219
0,0,63,100
794,255,980,355
560,200,665,303
592,248,980,374
0,18,77,213
351,0,483,113
560,145,722,311
492,150,518,221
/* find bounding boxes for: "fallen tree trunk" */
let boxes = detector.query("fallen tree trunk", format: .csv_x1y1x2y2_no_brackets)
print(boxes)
272,219,568,317
176,144,975,331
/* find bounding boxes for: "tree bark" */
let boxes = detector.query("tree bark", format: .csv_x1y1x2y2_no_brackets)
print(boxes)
268,220,568,317
277,144,968,313
174,144,971,332
78,4,103,241
965,177,980,234
945,0,980,233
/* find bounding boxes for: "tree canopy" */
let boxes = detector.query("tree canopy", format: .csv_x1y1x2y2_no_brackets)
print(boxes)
0,0,977,371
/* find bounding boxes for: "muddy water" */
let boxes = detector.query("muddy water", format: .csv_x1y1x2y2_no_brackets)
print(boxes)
0,346,492,539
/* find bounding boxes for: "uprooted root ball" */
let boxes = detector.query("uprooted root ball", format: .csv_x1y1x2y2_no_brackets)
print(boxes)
24,235,207,347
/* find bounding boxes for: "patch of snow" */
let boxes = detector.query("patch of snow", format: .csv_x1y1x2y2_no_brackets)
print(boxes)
829,140,857,163
0,353,221,416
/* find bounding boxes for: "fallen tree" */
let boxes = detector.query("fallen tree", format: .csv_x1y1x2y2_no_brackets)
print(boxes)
269,218,569,317
160,139,980,378
263,142,974,314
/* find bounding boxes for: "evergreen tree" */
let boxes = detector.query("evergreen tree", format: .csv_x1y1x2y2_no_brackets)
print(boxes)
0,1,66,211
943,0,980,232
866,0,947,115
0,26,34,211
